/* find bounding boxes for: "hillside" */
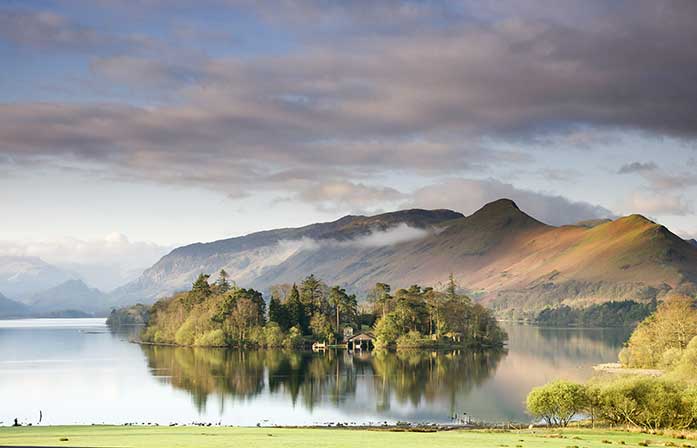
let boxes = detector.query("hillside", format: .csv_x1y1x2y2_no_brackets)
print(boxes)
0,292,28,318
28,279,109,315
112,199,697,317
111,208,463,304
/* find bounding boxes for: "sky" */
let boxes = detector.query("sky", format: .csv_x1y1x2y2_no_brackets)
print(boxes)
1,0,697,282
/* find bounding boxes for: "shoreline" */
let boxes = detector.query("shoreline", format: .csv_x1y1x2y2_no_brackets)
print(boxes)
592,362,663,376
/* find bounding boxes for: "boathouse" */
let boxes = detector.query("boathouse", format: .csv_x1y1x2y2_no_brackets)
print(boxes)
346,332,375,351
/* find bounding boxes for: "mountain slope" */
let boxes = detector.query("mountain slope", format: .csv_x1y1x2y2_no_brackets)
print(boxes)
28,279,109,314
0,292,28,318
111,208,463,304
113,199,697,317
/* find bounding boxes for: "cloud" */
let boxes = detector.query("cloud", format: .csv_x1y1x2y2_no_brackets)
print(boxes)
0,234,171,291
0,8,149,52
618,162,658,174
618,161,697,192
274,222,432,257
350,223,430,247
1,1,697,211
296,181,405,212
624,192,692,216
404,178,615,226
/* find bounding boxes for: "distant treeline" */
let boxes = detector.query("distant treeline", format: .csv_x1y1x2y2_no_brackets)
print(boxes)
106,303,150,327
535,300,656,327
138,271,507,349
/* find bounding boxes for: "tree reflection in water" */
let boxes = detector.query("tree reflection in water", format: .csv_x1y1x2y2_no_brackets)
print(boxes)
140,346,506,416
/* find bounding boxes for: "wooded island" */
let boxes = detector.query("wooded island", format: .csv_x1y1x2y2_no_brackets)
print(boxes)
131,271,506,349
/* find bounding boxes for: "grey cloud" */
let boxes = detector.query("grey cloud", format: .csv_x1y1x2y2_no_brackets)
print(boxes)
404,178,615,226
618,162,658,174
1,1,697,211
0,8,151,52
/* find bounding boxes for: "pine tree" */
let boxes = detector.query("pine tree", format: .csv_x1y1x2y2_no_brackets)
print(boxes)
285,284,307,334
216,269,231,293
269,296,290,331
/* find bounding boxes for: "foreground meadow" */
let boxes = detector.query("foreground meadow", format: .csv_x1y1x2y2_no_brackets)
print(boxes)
0,426,694,448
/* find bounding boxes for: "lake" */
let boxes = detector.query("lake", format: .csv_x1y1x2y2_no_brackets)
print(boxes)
0,319,631,426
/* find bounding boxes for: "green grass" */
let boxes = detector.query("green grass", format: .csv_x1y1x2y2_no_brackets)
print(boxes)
0,426,694,448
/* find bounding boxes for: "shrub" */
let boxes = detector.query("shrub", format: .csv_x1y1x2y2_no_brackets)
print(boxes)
194,329,226,347
526,380,587,427
174,319,198,345
598,377,694,430
396,330,424,349
373,313,401,347
264,322,285,347
671,336,697,382
283,326,303,349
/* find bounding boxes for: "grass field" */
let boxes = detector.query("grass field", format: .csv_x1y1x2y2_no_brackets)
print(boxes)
0,426,694,448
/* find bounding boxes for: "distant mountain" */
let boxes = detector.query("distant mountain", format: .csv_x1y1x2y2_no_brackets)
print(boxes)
28,279,109,315
0,292,29,318
112,199,697,318
689,239,697,248
0,256,78,300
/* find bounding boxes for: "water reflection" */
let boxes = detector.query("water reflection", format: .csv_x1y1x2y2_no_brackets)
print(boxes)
140,345,505,418
0,319,631,425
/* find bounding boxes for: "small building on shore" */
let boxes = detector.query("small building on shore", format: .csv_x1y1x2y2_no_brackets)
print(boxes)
346,332,375,351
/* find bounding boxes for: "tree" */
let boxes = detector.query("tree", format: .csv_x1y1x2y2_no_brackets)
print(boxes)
185,273,212,309
191,273,211,297
526,380,587,427
269,296,290,331
300,274,328,317
373,313,402,347
310,312,334,343
620,295,697,368
227,297,260,342
328,286,358,332
285,284,307,334
215,269,231,293
370,283,392,318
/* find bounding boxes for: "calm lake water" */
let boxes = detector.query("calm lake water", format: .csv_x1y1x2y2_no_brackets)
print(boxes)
0,319,631,426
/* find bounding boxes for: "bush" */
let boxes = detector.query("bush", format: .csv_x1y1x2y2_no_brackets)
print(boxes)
396,330,424,349
671,336,697,382
174,319,198,345
246,326,266,346
264,322,285,347
194,329,226,347
283,326,303,349
373,314,401,347
526,380,587,427
598,377,693,430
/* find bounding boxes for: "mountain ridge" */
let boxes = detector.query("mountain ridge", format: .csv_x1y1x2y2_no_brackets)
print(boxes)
111,199,697,318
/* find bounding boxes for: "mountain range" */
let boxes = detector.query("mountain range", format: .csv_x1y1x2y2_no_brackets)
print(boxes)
0,255,111,317
111,199,697,318
0,255,79,299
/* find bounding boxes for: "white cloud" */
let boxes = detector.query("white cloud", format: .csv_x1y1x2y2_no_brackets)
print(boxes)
0,234,170,291
623,192,692,216
404,178,614,226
